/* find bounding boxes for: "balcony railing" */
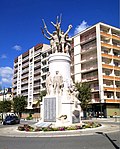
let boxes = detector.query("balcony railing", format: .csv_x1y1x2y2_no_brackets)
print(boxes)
82,76,98,82
80,34,96,44
81,45,96,53
81,65,98,72
81,55,97,63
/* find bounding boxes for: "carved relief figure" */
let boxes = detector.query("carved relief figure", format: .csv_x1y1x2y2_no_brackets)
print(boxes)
46,72,52,95
53,71,63,95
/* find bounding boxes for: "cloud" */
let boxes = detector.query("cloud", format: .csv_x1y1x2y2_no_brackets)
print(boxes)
12,45,22,51
74,20,90,35
0,67,13,87
1,54,7,59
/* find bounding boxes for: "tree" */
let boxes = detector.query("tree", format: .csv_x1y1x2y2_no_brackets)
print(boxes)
75,82,92,118
39,90,47,102
0,100,12,113
13,95,27,118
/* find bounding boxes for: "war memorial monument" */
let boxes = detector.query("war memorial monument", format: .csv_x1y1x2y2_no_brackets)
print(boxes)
39,15,81,127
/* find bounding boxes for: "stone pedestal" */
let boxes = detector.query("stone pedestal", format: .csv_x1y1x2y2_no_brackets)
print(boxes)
40,53,81,126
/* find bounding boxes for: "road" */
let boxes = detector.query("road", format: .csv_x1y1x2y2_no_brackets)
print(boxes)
0,132,120,149
0,119,119,149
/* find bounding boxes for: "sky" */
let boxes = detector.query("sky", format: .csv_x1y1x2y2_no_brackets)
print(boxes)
0,0,119,88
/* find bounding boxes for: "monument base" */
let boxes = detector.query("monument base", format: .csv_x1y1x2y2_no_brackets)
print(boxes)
40,95,81,126
39,53,81,127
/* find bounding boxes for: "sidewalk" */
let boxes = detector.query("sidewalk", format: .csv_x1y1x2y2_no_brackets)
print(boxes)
0,118,119,137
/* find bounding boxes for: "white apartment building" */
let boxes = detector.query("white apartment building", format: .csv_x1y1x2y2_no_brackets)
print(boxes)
73,22,120,117
13,44,50,109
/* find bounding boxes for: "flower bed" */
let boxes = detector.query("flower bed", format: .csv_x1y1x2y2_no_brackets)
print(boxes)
18,122,101,132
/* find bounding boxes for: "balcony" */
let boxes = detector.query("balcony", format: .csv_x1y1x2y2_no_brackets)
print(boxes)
21,80,28,85
101,53,112,60
13,78,17,83
103,75,120,81
81,45,96,53
82,76,98,82
34,63,41,69
21,91,28,96
34,83,40,87
104,87,120,92
22,62,29,68
22,56,29,62
102,64,113,70
22,68,29,74
14,62,18,67
21,74,28,79
81,54,97,63
21,86,28,91
81,65,98,73
100,32,111,39
101,42,120,51
80,34,96,45
112,34,120,41
34,49,41,57
34,69,40,75
34,76,40,81
91,86,99,92
33,89,40,94
34,55,41,62
105,99,120,103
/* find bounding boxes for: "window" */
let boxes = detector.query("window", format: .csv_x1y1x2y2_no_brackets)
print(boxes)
94,94,99,98
114,62,119,67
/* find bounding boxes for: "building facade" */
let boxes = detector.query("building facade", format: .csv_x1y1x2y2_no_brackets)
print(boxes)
73,22,120,117
13,22,120,117
13,44,50,110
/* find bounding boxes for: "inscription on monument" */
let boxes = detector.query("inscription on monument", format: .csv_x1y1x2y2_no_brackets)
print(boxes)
44,97,56,122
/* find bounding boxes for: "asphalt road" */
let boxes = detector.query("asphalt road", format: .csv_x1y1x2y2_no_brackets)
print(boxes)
0,132,120,149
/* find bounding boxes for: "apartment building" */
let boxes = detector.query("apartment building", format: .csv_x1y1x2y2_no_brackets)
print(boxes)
13,44,50,110
73,22,120,117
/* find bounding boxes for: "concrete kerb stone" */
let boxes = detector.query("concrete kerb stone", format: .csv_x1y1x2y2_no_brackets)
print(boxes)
0,123,119,138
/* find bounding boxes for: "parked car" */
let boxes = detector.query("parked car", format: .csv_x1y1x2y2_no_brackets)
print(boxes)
3,115,20,125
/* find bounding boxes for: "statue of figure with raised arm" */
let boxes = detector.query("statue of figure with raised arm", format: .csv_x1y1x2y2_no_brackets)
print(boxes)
42,19,59,53
51,14,62,38
59,25,72,52
46,72,52,95
41,27,56,53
